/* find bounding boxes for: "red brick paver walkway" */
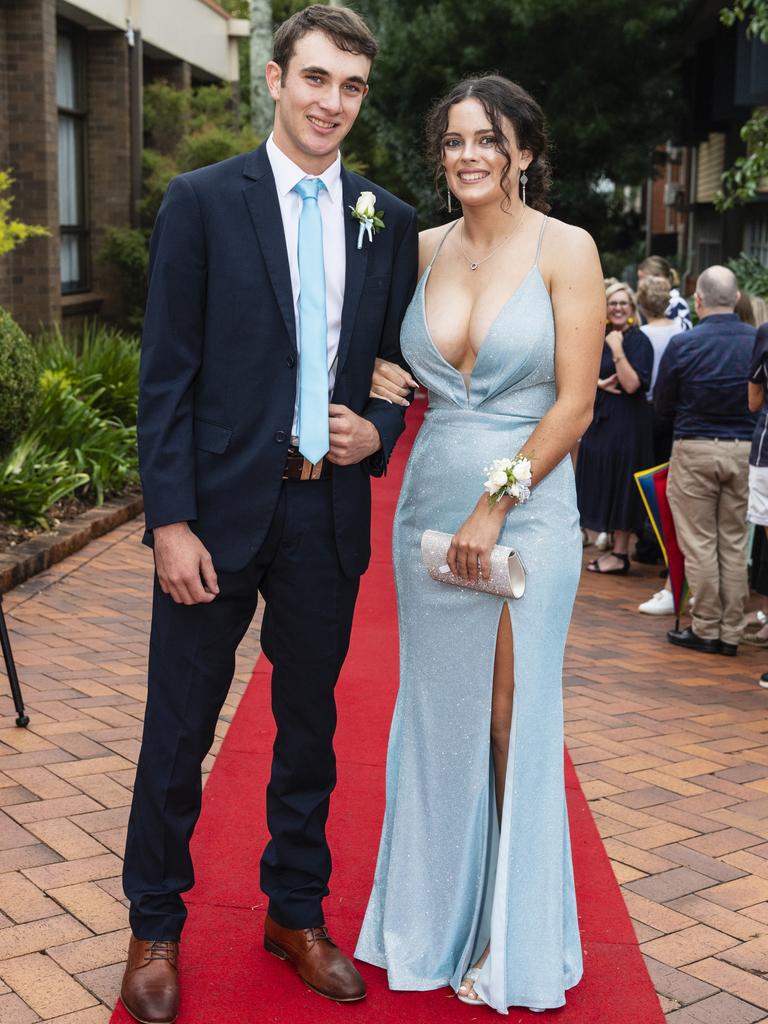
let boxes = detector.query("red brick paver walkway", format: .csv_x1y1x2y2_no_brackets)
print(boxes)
0,521,260,1023
0,522,766,1021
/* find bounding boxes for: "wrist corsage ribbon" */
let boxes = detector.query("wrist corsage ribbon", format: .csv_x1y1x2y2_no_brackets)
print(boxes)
484,455,533,509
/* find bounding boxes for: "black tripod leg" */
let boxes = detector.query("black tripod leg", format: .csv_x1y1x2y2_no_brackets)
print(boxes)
0,596,29,727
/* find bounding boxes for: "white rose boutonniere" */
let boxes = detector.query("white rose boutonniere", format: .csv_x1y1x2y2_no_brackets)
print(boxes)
351,190,385,250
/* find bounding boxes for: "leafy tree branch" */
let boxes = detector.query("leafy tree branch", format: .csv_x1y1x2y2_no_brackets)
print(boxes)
715,0,768,209
0,171,49,257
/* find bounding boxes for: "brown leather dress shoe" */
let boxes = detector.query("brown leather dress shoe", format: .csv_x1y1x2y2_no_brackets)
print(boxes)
264,915,366,1002
120,936,180,1024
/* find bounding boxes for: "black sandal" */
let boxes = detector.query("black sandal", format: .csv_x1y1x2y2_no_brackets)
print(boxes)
587,551,630,575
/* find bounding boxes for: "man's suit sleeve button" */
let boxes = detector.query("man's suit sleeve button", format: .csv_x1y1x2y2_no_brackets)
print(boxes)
274,431,287,443
286,355,296,368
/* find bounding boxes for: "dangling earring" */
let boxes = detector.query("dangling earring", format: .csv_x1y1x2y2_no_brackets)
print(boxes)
445,175,452,213
520,169,528,206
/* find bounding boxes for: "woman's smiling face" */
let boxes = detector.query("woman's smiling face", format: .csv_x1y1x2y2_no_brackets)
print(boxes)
607,290,632,330
442,98,529,210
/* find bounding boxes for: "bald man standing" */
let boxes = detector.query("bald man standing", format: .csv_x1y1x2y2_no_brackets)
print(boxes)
655,266,757,655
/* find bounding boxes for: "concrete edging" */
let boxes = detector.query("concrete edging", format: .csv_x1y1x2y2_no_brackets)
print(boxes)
0,493,144,593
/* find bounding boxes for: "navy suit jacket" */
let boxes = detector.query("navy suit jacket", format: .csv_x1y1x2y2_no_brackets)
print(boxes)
138,143,418,578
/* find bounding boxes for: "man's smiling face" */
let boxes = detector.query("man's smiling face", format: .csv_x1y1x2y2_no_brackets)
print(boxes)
266,30,371,174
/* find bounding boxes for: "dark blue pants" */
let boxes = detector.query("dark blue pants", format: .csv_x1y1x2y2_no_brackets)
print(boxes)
123,480,360,939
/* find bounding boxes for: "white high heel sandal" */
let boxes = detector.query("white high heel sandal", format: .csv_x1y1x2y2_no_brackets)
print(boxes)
457,966,482,1006
457,967,546,1012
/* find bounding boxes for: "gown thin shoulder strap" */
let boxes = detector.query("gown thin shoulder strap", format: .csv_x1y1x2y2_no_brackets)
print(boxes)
534,215,549,267
428,220,460,269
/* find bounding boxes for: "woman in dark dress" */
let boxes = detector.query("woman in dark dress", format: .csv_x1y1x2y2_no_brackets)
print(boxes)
576,281,654,574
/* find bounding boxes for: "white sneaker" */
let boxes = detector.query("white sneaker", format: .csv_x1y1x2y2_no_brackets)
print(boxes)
595,532,611,551
638,589,675,615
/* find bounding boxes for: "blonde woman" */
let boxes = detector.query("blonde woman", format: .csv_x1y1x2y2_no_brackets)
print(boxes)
576,282,654,574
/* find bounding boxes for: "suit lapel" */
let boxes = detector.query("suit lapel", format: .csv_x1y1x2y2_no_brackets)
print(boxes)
336,169,368,377
241,146,297,352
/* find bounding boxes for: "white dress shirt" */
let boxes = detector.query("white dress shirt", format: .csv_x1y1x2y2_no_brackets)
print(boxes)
266,134,346,441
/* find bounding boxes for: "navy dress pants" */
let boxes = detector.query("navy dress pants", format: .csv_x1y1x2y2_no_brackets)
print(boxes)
123,479,360,939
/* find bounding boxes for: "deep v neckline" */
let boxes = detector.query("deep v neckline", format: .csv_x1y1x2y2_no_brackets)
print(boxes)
420,262,542,382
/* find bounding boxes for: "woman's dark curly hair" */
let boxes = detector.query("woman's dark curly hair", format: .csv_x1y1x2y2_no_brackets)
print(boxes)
426,75,552,214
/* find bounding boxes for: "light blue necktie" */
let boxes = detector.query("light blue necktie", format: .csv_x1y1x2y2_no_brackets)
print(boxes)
293,177,328,465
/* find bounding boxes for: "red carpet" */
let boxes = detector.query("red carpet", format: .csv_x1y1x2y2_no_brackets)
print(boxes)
112,399,664,1024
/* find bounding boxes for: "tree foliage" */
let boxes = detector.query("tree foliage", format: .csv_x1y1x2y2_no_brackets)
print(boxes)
720,0,768,41
729,252,768,297
101,81,262,329
353,0,690,251
0,171,49,257
715,0,768,210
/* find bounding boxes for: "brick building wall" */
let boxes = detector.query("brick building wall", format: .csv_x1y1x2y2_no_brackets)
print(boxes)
86,30,132,324
0,1,234,335
0,0,60,332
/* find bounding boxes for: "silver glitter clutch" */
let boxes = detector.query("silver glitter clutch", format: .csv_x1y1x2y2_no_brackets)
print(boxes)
420,530,528,599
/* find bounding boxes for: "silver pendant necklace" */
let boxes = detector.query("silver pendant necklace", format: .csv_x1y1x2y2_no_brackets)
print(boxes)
459,207,526,271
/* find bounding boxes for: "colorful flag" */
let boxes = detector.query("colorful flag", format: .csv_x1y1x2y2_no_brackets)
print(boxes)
634,462,688,625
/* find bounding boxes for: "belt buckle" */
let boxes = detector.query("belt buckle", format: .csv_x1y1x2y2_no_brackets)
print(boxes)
293,454,324,480
301,457,324,480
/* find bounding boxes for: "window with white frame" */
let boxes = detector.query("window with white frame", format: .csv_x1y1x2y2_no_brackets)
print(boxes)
57,24,87,293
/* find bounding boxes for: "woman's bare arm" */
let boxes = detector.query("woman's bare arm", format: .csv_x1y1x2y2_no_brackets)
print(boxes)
448,221,605,581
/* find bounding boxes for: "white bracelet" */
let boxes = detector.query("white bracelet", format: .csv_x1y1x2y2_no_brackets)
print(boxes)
483,455,533,509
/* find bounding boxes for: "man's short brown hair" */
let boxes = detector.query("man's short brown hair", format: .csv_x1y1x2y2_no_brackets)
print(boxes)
272,4,378,74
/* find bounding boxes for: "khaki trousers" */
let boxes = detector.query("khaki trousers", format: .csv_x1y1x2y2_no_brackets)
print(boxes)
667,439,751,644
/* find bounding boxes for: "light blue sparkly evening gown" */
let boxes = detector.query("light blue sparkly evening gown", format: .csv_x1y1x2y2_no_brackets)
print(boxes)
355,218,584,1014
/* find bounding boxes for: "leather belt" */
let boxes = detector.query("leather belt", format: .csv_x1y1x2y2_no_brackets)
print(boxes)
283,446,332,481
678,436,750,443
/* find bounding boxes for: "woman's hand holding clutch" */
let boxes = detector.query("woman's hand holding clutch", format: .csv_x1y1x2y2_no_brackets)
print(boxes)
448,498,508,583
369,358,418,406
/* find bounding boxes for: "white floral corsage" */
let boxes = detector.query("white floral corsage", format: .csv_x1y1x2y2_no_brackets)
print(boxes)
350,191,385,249
483,455,533,509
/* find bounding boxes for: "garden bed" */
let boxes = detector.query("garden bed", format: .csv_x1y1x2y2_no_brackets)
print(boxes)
0,490,144,593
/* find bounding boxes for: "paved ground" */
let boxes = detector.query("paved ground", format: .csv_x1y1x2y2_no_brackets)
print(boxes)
0,520,766,1022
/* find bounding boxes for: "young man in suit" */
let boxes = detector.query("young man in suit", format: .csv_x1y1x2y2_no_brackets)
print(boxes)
120,7,417,1021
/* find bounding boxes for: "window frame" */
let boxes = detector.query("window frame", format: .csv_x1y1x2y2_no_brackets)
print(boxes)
56,20,89,295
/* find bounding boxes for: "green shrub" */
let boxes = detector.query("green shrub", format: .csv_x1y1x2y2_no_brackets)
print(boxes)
35,323,140,425
102,79,263,331
0,433,88,528
99,228,149,332
28,369,138,505
0,307,39,457
729,253,768,299
176,125,259,172
139,148,177,228
144,81,189,154
190,84,239,133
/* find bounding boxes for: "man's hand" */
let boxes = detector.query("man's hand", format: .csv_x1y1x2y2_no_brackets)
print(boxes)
153,522,219,605
327,404,382,466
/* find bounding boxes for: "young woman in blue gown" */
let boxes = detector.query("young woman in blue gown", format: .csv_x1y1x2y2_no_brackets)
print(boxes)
355,76,605,1014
